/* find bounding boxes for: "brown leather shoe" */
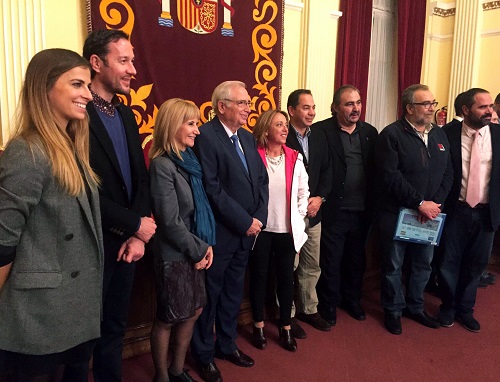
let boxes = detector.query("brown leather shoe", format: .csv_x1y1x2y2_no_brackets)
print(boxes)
296,312,331,331
279,327,297,352
252,326,267,349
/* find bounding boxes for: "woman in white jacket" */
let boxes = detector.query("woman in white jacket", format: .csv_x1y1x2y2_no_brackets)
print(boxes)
249,109,309,352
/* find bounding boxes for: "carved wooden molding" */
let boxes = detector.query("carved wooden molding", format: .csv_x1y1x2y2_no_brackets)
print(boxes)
432,1,500,17
483,1,500,10
432,6,456,17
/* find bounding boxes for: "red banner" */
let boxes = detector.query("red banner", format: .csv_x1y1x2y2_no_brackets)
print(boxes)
86,0,284,151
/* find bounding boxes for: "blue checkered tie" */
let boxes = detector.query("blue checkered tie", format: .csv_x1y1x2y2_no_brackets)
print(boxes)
231,134,249,174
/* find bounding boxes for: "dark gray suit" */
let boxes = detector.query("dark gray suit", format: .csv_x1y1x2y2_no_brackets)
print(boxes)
0,138,103,355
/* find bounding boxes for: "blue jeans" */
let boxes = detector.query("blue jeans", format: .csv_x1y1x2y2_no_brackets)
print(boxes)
438,203,493,319
379,211,434,315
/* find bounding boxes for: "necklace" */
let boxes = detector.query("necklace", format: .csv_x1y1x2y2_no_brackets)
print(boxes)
266,148,284,167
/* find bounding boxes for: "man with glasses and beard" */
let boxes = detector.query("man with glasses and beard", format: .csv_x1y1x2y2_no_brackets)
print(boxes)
375,84,453,335
437,88,500,333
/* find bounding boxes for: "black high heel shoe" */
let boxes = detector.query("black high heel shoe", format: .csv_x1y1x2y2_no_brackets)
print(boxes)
252,326,267,349
279,327,297,352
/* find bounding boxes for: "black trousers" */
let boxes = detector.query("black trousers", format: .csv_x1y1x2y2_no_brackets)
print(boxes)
93,257,136,382
317,210,368,311
249,231,296,327
438,203,494,318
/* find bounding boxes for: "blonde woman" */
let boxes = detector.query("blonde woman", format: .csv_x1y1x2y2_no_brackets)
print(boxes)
149,99,215,382
0,49,103,381
249,109,309,352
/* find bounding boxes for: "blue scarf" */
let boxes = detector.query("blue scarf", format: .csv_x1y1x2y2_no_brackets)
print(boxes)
171,148,216,246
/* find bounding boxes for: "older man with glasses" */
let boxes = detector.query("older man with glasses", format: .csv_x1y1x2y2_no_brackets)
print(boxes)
191,81,269,382
374,84,453,335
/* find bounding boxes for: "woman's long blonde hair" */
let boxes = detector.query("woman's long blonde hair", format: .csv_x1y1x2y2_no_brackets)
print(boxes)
149,98,200,161
9,48,98,196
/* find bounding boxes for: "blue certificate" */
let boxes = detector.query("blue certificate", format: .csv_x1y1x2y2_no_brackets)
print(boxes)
393,208,446,246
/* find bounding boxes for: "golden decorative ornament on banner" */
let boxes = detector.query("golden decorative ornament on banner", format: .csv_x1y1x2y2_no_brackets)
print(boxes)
97,0,281,142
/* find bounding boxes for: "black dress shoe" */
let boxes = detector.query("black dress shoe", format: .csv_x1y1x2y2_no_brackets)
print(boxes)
318,308,337,326
486,272,496,285
478,275,488,288
198,362,222,382
439,313,454,328
215,349,254,367
341,303,366,321
290,318,307,339
168,369,198,382
402,309,440,329
481,271,496,286
296,312,331,331
279,327,297,352
252,326,267,349
456,313,481,333
384,313,402,335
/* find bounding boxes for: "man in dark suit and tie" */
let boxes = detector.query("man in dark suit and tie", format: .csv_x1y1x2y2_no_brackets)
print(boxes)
285,89,332,336
191,81,269,382
438,88,500,332
83,30,156,381
314,85,378,324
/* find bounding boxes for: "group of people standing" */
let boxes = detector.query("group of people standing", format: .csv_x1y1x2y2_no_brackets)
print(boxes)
0,28,497,382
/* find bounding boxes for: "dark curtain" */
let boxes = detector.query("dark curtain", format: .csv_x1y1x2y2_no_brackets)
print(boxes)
335,0,373,120
397,0,427,116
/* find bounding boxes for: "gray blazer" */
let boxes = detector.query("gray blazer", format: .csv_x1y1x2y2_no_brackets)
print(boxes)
149,154,209,263
0,138,104,355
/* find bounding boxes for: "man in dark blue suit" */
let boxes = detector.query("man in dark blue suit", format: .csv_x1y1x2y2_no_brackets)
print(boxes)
438,88,500,332
192,81,269,382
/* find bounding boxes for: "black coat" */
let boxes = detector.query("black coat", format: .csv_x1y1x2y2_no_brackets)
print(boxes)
443,122,500,230
87,102,151,259
286,124,332,226
375,118,453,215
314,117,378,218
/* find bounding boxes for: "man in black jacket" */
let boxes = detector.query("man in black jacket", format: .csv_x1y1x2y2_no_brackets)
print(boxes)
315,85,378,325
438,88,500,332
83,30,156,381
286,89,332,336
375,84,453,335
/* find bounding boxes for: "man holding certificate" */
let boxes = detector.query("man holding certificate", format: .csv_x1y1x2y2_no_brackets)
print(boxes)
438,88,500,333
375,84,453,335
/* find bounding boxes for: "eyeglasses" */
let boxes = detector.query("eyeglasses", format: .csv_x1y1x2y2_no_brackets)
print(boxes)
223,99,254,108
411,101,438,109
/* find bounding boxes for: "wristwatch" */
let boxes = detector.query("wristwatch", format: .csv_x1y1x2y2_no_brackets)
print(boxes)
321,196,327,203
418,200,424,207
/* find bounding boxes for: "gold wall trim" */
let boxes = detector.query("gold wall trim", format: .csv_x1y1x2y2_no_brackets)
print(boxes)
483,1,500,11
433,1,500,17
432,6,455,17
